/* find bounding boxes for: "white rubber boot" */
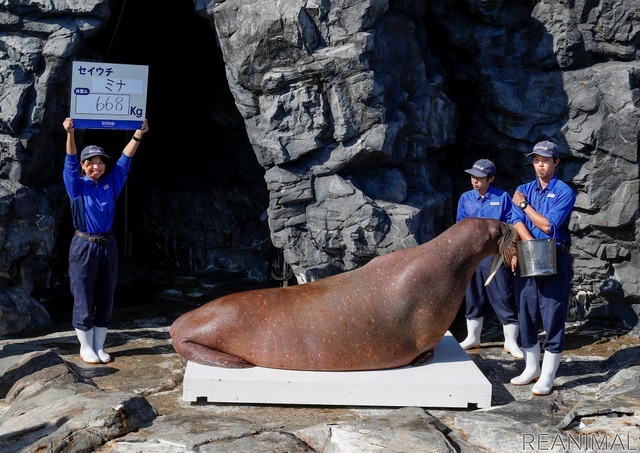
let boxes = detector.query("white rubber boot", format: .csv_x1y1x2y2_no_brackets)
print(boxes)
459,317,483,350
93,327,112,363
503,323,524,359
510,342,541,385
75,328,100,364
532,351,561,395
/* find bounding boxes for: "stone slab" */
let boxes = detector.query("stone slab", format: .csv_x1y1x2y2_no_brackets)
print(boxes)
182,332,491,408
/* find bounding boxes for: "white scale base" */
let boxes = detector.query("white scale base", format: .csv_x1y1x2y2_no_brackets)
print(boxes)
182,332,491,408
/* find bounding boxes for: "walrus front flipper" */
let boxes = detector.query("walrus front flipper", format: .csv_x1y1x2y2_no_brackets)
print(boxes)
410,349,435,367
174,340,256,368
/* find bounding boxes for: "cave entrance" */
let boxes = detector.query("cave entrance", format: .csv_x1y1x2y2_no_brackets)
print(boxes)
54,1,277,321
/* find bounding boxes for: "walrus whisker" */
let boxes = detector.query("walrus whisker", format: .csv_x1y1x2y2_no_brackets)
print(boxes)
498,223,518,265
485,223,518,287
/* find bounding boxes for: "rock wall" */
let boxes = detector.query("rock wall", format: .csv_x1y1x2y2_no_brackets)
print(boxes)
0,0,638,334
199,0,640,313
205,0,456,281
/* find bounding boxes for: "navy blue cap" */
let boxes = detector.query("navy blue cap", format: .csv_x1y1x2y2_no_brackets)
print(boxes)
465,159,496,177
80,145,109,162
527,140,559,158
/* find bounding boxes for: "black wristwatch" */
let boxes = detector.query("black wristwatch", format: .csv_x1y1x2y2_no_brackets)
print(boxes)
519,201,529,210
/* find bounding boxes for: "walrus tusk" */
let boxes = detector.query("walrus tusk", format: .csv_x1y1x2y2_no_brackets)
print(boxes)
484,255,503,286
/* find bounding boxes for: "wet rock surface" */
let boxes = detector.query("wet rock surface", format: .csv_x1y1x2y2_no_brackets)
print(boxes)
1,273,639,452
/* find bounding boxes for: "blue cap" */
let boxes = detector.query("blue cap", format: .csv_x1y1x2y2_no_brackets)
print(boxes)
80,145,109,162
527,140,559,158
465,159,496,177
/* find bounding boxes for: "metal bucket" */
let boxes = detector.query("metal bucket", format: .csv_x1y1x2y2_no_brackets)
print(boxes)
516,239,557,277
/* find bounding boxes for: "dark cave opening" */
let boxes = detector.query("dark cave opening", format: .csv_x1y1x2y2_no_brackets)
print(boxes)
53,1,274,317
75,0,268,260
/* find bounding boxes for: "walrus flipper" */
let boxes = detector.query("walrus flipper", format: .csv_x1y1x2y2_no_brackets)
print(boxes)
410,349,435,367
177,340,256,368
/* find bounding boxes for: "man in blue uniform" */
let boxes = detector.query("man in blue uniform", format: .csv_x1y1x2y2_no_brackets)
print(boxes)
456,159,522,359
510,140,576,395
63,117,149,364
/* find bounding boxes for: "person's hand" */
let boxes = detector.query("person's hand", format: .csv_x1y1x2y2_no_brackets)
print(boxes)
512,191,526,205
511,255,518,274
138,118,149,136
63,117,74,133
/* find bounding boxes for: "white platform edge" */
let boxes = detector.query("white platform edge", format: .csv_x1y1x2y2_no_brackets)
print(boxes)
182,332,492,408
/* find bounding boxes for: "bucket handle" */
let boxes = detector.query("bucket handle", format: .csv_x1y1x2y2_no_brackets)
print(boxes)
550,223,556,240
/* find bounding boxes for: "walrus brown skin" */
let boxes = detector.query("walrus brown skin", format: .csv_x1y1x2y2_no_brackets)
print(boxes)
170,218,516,371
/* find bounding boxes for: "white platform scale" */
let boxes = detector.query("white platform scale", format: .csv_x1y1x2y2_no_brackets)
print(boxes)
182,331,492,408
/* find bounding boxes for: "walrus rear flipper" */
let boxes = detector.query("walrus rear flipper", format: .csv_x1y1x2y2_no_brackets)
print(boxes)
410,349,435,367
174,340,256,368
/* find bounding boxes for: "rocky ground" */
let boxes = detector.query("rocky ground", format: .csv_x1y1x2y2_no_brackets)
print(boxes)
1,267,639,452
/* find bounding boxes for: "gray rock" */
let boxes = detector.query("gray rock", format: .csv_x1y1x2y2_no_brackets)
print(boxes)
0,285,51,336
0,0,638,338
1,307,639,452
296,406,456,452
0,349,157,453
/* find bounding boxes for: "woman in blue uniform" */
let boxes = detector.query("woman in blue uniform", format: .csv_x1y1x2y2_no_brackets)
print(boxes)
62,117,149,364
510,140,576,395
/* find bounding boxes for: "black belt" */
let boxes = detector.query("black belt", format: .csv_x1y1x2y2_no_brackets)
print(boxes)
75,230,111,244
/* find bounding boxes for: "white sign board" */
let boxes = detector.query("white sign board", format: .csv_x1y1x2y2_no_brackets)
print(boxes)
70,61,148,130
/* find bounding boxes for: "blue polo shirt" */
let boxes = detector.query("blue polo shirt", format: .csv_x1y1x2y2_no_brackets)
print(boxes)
63,153,131,234
511,175,575,246
456,185,513,223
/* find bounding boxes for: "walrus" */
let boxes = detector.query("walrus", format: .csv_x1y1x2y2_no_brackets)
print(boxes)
170,217,517,371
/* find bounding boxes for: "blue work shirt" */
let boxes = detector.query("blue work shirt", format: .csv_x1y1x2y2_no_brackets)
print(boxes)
63,153,131,234
456,185,513,223
511,175,575,246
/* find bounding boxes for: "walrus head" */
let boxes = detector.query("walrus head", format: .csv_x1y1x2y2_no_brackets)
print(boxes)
485,222,519,286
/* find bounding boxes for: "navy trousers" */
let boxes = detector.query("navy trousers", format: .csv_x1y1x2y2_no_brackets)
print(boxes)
69,235,118,330
464,255,518,325
515,250,572,353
